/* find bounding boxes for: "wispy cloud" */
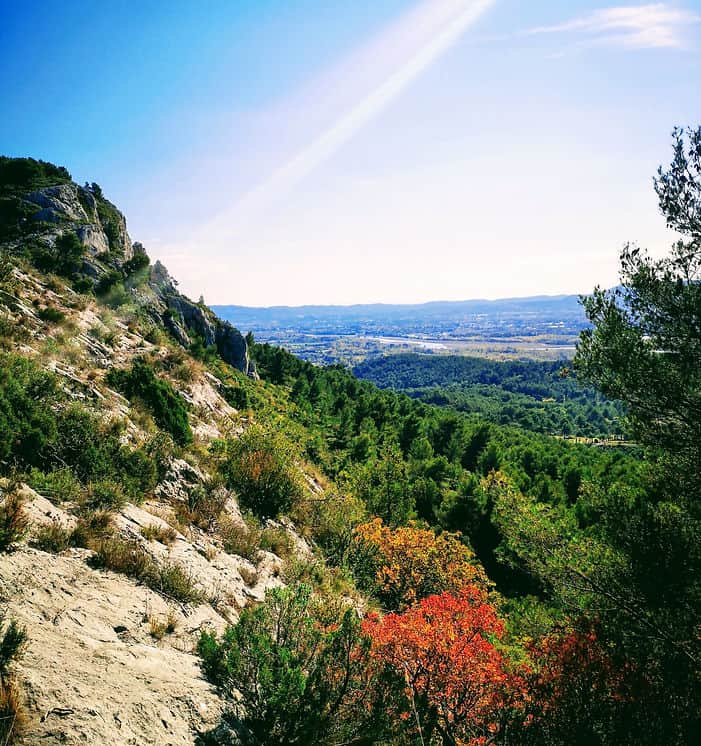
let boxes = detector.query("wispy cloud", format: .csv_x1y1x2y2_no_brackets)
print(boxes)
526,3,700,50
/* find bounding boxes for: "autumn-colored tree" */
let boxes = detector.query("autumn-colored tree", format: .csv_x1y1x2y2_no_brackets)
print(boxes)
363,588,528,746
514,627,635,746
352,518,490,611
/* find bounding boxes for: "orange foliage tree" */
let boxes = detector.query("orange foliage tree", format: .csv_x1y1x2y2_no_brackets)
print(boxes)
363,588,528,745
353,518,490,611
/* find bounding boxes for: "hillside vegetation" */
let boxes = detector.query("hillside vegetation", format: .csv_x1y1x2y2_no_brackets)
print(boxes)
354,353,623,436
0,126,698,745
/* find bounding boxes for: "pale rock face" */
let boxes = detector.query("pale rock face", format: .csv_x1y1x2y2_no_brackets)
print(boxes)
76,223,110,256
24,183,134,260
24,184,95,223
114,216,134,260
0,546,227,745
0,487,289,745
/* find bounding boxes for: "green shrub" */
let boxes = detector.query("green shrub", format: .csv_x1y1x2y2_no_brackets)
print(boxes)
72,276,94,294
95,269,122,296
221,427,302,518
188,333,218,363
31,232,84,277
222,382,249,410
27,468,83,503
84,479,127,511
0,354,59,468
106,359,192,446
118,448,158,499
123,252,150,276
197,584,376,746
0,156,71,197
37,306,65,324
0,613,27,676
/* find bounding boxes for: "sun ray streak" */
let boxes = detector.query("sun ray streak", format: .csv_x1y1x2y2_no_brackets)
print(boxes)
199,0,497,243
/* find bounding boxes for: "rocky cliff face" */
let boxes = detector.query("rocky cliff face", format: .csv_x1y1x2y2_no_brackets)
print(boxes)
4,172,252,376
23,182,133,259
150,261,254,376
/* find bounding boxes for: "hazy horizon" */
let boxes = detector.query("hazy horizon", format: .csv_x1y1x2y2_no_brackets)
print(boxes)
3,1,700,305
210,289,585,310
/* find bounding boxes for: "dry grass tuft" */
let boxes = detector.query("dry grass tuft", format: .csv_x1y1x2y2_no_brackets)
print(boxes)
141,523,178,546
218,515,261,561
0,677,26,745
90,537,204,604
148,609,178,640
0,491,29,552
238,565,258,587
31,519,74,553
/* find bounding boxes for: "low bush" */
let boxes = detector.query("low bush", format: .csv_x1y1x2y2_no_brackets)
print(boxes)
31,519,74,553
155,561,203,604
221,427,303,519
148,610,177,640
31,232,84,277
178,481,228,531
218,514,261,561
72,276,94,294
0,614,27,675
70,509,113,548
37,306,65,324
197,584,378,746
221,382,249,410
106,359,192,446
90,536,152,578
123,252,150,276
95,269,122,296
259,526,294,560
83,479,126,511
27,468,84,503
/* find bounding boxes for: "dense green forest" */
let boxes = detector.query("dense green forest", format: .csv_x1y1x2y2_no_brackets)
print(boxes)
251,340,641,591
354,354,623,436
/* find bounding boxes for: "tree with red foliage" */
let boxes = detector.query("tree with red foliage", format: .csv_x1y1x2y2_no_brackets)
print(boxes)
363,587,528,745
515,627,636,746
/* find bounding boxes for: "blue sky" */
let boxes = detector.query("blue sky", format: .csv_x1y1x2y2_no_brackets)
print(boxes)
2,1,700,305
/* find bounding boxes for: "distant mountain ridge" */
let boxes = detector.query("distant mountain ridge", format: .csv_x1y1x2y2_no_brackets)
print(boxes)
212,293,587,331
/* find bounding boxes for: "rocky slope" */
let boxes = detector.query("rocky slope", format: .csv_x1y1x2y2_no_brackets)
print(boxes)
0,159,313,744
0,486,295,745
